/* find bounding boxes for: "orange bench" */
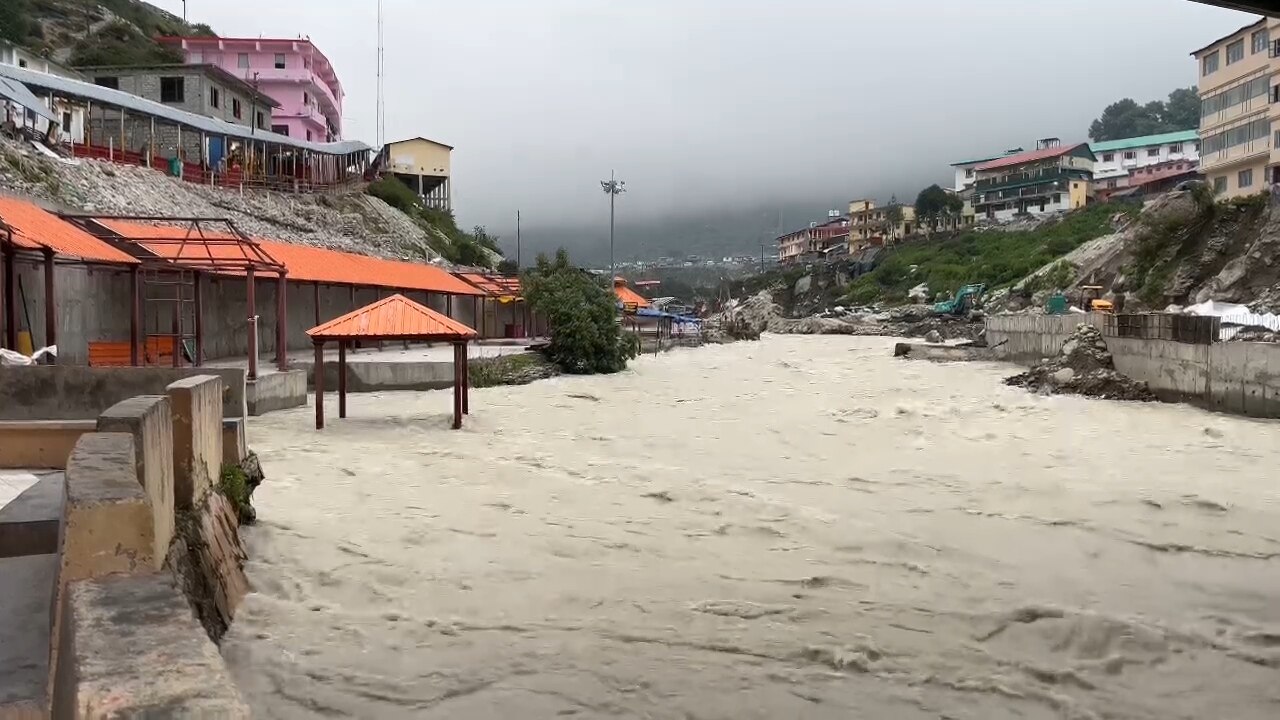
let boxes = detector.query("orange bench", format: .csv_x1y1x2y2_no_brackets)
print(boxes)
87,337,177,367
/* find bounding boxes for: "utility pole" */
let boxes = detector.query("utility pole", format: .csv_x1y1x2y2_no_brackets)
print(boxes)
600,171,625,280
760,242,765,274
182,0,187,22
516,210,521,270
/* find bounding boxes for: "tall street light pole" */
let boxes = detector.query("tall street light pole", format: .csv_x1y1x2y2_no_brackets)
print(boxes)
516,210,521,269
600,171,625,280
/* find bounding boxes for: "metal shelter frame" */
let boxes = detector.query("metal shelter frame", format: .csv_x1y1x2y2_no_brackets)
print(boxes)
65,214,287,378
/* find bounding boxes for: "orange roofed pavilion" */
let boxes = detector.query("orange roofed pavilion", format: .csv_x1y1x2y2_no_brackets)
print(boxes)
306,294,478,430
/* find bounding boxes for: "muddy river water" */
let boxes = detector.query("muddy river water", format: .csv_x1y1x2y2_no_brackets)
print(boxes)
221,336,1280,719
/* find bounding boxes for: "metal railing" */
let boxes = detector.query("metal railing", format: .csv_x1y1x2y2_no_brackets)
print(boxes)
974,168,1067,191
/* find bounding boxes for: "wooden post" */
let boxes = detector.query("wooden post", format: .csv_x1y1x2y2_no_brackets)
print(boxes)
1,244,14,350
246,267,258,380
313,282,320,327
475,296,482,339
194,272,203,366
42,249,57,354
452,342,463,429
447,294,453,319
338,340,347,419
276,272,288,371
314,341,325,430
171,291,181,367
462,340,469,415
129,266,140,365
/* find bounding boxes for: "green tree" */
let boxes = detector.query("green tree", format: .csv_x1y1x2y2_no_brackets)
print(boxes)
1088,88,1200,141
0,0,33,44
496,259,520,275
522,249,638,374
915,185,962,232
1162,87,1200,130
883,195,904,243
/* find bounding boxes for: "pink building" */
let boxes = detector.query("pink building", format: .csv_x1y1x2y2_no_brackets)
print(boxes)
158,36,344,142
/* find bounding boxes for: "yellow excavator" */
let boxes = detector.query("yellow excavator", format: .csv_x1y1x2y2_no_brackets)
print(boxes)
1081,286,1114,314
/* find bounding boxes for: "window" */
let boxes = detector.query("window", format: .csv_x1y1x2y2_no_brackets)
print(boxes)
302,91,310,106
274,53,286,69
209,87,220,109
232,98,242,119
238,53,250,68
94,76,119,90
306,129,313,141
17,58,27,68
1103,153,1114,162
1274,86,1280,104
256,111,265,128
61,111,71,132
964,168,974,178
1239,168,1254,188
1227,39,1245,65
1203,50,1220,76
1123,151,1137,160
1253,29,1269,54
160,76,185,103
271,124,290,136
1214,176,1228,194
1147,148,1160,157
1107,180,1117,188
1201,117,1270,155
1274,129,1280,148
1169,143,1182,153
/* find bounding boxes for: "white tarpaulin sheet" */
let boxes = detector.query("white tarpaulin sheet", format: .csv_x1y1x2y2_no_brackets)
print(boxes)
1184,300,1280,340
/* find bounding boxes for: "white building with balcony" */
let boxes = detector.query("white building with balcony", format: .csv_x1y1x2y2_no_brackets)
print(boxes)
1089,130,1200,187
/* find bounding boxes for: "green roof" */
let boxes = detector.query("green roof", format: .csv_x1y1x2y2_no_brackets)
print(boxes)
950,154,1004,167
1088,130,1198,154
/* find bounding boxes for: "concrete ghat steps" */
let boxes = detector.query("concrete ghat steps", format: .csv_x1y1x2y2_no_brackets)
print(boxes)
0,474,64,559
0,554,56,719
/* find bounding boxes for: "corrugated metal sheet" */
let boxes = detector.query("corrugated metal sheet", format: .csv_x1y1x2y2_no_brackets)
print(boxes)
0,198,138,264
976,143,1089,172
100,219,485,296
614,282,651,308
0,64,370,155
0,76,58,122
308,293,477,340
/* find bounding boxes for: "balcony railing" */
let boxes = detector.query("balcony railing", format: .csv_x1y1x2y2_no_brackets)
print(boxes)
974,168,1067,191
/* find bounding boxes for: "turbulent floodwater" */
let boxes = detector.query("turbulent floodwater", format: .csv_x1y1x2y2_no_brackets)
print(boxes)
221,336,1280,720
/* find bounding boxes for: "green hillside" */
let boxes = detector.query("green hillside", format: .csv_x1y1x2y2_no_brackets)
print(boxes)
2,0,213,68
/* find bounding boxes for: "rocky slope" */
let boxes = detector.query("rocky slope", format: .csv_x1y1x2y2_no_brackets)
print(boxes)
1000,187,1280,314
0,136,444,262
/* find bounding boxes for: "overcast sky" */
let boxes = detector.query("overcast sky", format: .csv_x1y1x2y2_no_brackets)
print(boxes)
154,0,1253,237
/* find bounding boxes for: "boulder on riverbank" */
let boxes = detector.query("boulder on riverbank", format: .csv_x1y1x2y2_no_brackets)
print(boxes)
1004,324,1156,402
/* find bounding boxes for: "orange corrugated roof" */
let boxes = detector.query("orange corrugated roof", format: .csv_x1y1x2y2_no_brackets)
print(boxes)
98,220,484,296
308,293,477,340
614,281,651,308
0,197,137,264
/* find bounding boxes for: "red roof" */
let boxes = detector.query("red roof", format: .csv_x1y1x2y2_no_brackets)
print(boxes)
613,279,651,308
0,198,137,264
98,220,483,296
975,143,1089,172
307,293,477,341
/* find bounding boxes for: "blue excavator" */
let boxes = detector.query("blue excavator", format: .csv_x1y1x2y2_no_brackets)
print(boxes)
932,283,986,316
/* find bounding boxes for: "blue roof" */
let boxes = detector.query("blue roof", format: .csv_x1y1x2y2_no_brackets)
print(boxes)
1089,130,1198,154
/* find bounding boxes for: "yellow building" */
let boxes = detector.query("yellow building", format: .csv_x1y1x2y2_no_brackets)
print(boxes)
1193,17,1276,198
847,199,915,250
378,136,454,210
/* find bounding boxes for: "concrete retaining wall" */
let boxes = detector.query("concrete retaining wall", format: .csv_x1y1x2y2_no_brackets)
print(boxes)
986,314,1280,418
305,360,456,392
167,376,222,511
246,369,308,415
0,420,95,469
96,397,175,569
0,365,246,423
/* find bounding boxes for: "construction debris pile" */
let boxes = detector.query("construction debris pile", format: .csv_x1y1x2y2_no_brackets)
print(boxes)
1004,324,1156,402
703,291,983,343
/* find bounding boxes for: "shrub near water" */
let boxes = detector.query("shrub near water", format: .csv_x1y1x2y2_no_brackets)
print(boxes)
523,249,639,374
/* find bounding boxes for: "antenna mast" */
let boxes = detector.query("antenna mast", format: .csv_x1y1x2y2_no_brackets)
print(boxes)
376,0,386,146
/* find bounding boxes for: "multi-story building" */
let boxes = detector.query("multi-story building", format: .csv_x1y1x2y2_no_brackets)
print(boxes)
0,39,82,80
79,65,277,133
847,199,916,249
776,213,849,265
1090,130,1200,178
159,36,345,142
972,139,1095,222
1192,17,1275,197
378,137,454,211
